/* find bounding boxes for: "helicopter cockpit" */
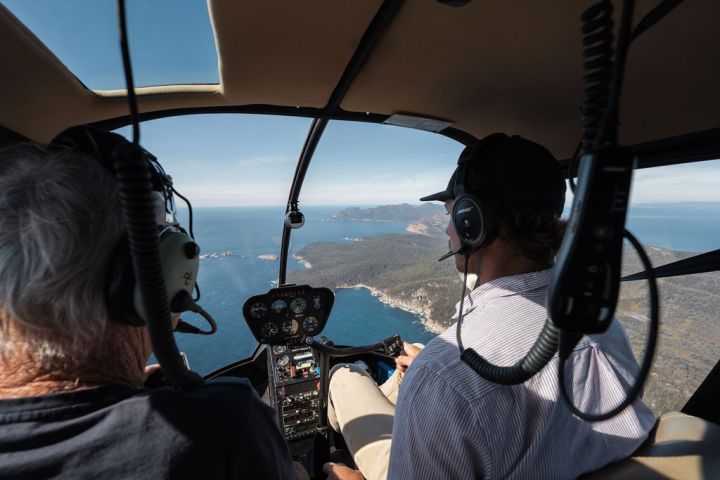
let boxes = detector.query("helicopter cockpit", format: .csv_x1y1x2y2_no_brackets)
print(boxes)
2,0,720,478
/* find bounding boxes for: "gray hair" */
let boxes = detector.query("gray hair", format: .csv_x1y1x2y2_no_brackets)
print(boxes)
0,143,125,365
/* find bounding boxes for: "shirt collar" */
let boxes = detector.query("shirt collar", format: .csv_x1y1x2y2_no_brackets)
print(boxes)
452,268,553,319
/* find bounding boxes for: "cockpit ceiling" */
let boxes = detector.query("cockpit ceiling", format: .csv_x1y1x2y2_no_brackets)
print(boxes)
1,0,718,161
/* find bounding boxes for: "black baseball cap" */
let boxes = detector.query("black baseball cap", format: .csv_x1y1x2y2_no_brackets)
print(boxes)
420,133,566,216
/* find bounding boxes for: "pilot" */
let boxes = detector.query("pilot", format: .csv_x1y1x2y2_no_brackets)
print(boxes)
324,133,656,480
0,135,297,479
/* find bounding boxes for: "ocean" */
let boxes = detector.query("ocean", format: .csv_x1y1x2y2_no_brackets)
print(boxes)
172,206,436,374
170,204,720,374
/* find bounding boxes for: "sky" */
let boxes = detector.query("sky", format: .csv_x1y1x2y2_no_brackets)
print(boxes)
5,0,720,207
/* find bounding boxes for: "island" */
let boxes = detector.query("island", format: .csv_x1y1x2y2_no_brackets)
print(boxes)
328,203,444,222
200,250,236,260
258,254,278,261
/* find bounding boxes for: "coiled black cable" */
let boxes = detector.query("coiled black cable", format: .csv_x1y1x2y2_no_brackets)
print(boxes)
580,0,615,154
458,255,561,385
558,229,659,421
461,322,560,385
171,186,195,240
115,0,201,388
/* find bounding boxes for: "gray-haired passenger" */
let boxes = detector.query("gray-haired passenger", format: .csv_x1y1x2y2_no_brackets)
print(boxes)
0,138,296,479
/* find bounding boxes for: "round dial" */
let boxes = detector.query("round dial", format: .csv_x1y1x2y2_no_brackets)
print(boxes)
303,316,319,334
290,297,307,314
281,319,299,335
250,301,268,319
261,322,278,339
271,299,287,313
276,355,290,367
272,345,287,355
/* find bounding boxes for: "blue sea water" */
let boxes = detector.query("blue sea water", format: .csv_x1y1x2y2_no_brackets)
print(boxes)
172,204,720,374
173,206,435,374
626,204,720,253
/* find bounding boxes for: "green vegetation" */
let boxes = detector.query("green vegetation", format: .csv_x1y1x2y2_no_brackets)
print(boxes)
329,203,444,222
288,234,461,328
289,234,720,415
618,246,720,414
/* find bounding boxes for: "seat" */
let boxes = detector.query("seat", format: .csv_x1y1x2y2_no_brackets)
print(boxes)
584,412,720,479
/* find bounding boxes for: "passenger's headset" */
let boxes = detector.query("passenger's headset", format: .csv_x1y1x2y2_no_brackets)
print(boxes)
450,133,510,254
49,126,200,327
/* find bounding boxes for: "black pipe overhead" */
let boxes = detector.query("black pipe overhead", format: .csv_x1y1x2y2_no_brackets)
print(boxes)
277,0,404,285
278,118,328,285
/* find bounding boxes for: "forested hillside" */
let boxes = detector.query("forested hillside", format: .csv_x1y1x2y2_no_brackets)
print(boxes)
328,203,444,222
289,233,720,414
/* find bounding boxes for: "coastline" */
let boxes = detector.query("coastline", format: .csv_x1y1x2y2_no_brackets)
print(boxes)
293,253,313,269
336,283,444,334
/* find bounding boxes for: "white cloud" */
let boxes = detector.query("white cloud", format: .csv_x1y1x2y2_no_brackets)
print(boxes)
630,161,720,203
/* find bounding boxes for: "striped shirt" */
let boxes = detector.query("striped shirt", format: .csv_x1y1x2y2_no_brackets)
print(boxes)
388,268,655,479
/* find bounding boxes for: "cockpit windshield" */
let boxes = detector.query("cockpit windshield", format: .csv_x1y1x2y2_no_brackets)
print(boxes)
118,114,720,415
118,115,463,373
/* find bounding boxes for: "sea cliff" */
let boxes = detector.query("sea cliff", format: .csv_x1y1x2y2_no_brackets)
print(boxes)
287,234,461,332
336,283,445,334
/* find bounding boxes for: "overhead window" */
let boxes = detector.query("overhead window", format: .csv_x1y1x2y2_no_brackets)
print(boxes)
4,0,219,90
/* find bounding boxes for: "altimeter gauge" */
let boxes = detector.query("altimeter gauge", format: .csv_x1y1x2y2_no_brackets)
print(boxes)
281,319,299,335
290,297,307,314
250,302,268,319
261,322,278,339
276,355,290,367
272,345,287,355
302,316,319,334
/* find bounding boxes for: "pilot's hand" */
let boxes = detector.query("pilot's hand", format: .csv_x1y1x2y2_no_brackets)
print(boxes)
323,462,364,480
396,341,423,375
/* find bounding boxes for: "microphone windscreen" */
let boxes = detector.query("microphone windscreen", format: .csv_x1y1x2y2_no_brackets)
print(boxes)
439,245,471,262
438,250,457,262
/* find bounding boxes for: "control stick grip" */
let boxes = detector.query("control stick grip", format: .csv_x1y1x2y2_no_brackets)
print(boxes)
306,334,403,358
381,335,403,356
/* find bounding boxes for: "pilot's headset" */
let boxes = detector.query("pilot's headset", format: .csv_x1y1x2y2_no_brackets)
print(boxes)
49,126,200,327
451,133,510,254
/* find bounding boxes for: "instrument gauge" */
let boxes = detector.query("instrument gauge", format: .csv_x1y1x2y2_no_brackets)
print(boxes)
272,345,287,355
261,322,278,339
250,302,268,319
277,355,290,367
281,319,299,335
290,297,307,314
271,299,287,313
303,316,319,334
312,294,322,310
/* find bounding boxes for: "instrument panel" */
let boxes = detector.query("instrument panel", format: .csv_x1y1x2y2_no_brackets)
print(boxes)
242,285,334,344
268,340,321,441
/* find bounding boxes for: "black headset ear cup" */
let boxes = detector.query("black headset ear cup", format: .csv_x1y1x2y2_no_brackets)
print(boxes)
452,193,499,249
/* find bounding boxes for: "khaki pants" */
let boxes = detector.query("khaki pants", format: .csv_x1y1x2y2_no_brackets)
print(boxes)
327,364,402,480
